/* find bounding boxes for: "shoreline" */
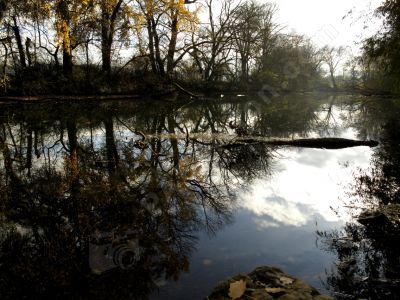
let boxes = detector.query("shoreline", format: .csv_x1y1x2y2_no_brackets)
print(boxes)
0,89,395,104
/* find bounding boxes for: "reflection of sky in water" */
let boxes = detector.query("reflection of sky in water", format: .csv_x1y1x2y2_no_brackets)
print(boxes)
152,103,376,299
242,145,373,227
154,144,374,300
1,96,390,300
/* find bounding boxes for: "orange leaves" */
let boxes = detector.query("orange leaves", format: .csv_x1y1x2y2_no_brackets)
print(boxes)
228,279,246,299
54,0,95,49
139,0,200,30
168,0,200,30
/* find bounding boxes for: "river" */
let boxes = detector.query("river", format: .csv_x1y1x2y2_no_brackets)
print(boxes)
0,93,398,299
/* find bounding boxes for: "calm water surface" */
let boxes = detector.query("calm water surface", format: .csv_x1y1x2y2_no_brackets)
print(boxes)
0,94,398,299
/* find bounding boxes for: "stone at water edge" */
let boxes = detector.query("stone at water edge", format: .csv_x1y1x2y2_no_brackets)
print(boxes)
207,266,333,300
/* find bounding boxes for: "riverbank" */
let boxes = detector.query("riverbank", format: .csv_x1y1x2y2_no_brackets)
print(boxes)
0,88,395,104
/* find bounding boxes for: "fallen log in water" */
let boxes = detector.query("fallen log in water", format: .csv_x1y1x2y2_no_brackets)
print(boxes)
222,137,379,150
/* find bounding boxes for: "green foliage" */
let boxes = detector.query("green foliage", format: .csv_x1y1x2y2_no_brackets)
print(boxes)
363,0,400,93
254,35,323,91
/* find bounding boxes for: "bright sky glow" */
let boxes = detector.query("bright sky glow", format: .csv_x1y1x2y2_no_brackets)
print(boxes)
240,146,372,229
269,0,383,51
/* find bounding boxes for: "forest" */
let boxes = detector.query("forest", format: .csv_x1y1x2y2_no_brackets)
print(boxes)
0,0,398,96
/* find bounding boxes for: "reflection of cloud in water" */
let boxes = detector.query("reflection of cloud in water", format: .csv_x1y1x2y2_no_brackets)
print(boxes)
244,194,312,227
240,146,373,228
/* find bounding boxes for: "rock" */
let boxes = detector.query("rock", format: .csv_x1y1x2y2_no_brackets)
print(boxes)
207,266,333,300
292,279,315,294
250,289,274,300
314,296,336,300
278,292,313,300
356,203,400,227
357,210,391,227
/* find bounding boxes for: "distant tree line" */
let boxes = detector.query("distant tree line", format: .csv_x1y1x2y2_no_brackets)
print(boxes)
0,0,384,96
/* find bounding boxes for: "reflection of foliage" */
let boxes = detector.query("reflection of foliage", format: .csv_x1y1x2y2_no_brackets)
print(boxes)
0,101,235,299
354,119,400,205
317,102,400,300
251,97,321,138
0,94,349,298
217,143,272,181
317,221,400,299
0,161,199,299
0,221,163,299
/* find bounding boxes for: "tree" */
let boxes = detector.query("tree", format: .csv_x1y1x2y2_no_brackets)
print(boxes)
189,0,239,82
0,99,236,298
252,33,323,91
136,0,200,77
343,55,361,89
99,0,125,75
231,1,277,84
53,0,95,76
320,45,346,89
0,1,29,68
165,0,199,75
363,0,400,92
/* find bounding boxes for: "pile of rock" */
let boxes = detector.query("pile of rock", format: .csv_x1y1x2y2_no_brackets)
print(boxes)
207,266,333,300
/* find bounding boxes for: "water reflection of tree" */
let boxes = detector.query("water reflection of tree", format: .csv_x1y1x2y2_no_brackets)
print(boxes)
317,100,400,300
0,103,233,299
0,95,348,298
217,143,272,181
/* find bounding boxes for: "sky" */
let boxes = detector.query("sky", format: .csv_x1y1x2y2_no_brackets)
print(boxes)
270,0,383,53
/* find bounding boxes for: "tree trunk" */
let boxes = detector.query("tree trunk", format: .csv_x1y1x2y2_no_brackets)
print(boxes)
25,38,32,67
0,125,20,184
2,42,9,85
167,116,180,170
151,19,164,76
104,116,119,174
57,0,73,76
101,35,112,74
241,57,248,83
66,118,79,184
26,126,33,177
330,68,337,89
147,19,158,74
101,11,112,75
54,47,60,70
85,41,90,82
166,16,178,75
63,46,73,76
101,0,123,75
11,16,26,68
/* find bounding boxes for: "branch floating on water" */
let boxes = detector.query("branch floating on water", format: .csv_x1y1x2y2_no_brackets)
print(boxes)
221,137,379,150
